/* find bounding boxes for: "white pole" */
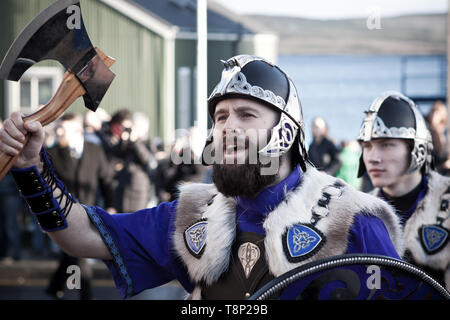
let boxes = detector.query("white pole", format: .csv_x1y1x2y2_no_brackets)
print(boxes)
447,0,450,157
195,0,208,159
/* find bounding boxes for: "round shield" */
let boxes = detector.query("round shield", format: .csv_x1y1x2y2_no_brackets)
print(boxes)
249,254,450,300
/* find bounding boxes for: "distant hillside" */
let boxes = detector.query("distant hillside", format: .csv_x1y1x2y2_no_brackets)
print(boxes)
243,14,447,55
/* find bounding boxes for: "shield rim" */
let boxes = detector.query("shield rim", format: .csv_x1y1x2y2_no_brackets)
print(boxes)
249,253,450,300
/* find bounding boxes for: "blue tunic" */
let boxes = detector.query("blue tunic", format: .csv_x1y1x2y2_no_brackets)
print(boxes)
85,166,401,299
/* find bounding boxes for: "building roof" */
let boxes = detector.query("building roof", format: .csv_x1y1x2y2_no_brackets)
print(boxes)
127,0,254,34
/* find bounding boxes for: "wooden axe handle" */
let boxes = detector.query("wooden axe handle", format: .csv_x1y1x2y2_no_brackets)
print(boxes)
0,48,115,180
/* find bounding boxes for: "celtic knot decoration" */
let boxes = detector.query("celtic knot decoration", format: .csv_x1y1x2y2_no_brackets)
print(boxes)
292,227,317,252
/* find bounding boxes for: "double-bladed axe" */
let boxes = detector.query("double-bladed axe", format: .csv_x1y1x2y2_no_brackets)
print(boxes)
0,0,116,180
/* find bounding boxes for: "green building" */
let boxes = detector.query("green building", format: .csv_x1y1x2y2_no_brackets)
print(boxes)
0,0,277,145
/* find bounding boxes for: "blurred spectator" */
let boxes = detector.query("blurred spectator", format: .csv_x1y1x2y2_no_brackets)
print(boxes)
98,109,155,212
0,173,23,262
132,112,159,207
153,130,202,202
152,138,172,203
335,140,362,190
48,113,115,208
28,214,57,257
45,113,115,300
0,120,23,262
83,108,112,208
83,107,111,146
426,100,449,174
308,117,342,176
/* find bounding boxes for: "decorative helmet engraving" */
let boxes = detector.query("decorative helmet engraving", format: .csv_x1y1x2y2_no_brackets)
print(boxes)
202,55,308,171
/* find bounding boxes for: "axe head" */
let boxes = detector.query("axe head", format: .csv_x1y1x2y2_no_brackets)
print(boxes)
0,0,115,111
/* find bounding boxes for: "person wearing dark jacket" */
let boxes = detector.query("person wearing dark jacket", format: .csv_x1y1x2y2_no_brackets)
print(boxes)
97,109,155,212
45,113,115,300
308,117,342,176
0,117,22,262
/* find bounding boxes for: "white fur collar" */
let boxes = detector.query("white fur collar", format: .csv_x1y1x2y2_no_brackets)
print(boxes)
172,182,236,285
264,165,403,276
391,171,449,271
173,165,404,286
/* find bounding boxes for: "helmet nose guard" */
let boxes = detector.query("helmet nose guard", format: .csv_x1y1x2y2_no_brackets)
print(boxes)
357,91,434,177
201,55,308,171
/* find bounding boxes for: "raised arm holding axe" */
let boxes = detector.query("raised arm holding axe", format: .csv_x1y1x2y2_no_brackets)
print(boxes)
0,0,113,260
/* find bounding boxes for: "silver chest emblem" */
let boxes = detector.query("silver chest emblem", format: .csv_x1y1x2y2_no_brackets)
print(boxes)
238,242,260,278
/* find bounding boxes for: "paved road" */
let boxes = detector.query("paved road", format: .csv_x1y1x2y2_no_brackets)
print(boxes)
0,283,187,300
0,257,187,300
0,284,120,300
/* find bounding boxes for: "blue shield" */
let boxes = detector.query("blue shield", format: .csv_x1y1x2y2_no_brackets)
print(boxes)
283,224,325,263
420,225,449,254
184,220,207,258
250,254,450,300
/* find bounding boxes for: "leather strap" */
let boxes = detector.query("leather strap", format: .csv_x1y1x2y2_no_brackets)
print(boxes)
10,148,76,232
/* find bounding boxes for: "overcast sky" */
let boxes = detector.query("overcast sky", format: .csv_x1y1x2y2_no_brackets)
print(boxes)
213,0,447,19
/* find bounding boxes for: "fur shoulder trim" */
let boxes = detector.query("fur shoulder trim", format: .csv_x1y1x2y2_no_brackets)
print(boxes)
264,165,403,276
172,183,237,285
172,166,404,286
403,171,450,270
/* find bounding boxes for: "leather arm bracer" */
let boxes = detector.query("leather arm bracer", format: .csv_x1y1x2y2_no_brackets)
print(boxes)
10,148,77,232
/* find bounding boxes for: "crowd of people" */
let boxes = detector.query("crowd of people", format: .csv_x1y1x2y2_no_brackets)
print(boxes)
0,108,204,299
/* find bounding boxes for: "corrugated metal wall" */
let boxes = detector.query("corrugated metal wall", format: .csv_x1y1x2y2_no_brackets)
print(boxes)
0,0,275,140
0,0,166,138
0,0,60,120
174,39,252,128
80,0,167,138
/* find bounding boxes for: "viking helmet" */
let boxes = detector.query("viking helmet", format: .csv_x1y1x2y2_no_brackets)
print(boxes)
201,55,308,171
357,91,433,177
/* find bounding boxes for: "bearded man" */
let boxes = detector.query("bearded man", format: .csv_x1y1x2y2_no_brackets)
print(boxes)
0,55,403,299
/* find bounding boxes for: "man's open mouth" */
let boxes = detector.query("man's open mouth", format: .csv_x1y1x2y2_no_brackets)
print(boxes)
223,135,249,155
225,144,247,154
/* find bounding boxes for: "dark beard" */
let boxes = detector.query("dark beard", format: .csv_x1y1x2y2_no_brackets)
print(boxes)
211,161,279,199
